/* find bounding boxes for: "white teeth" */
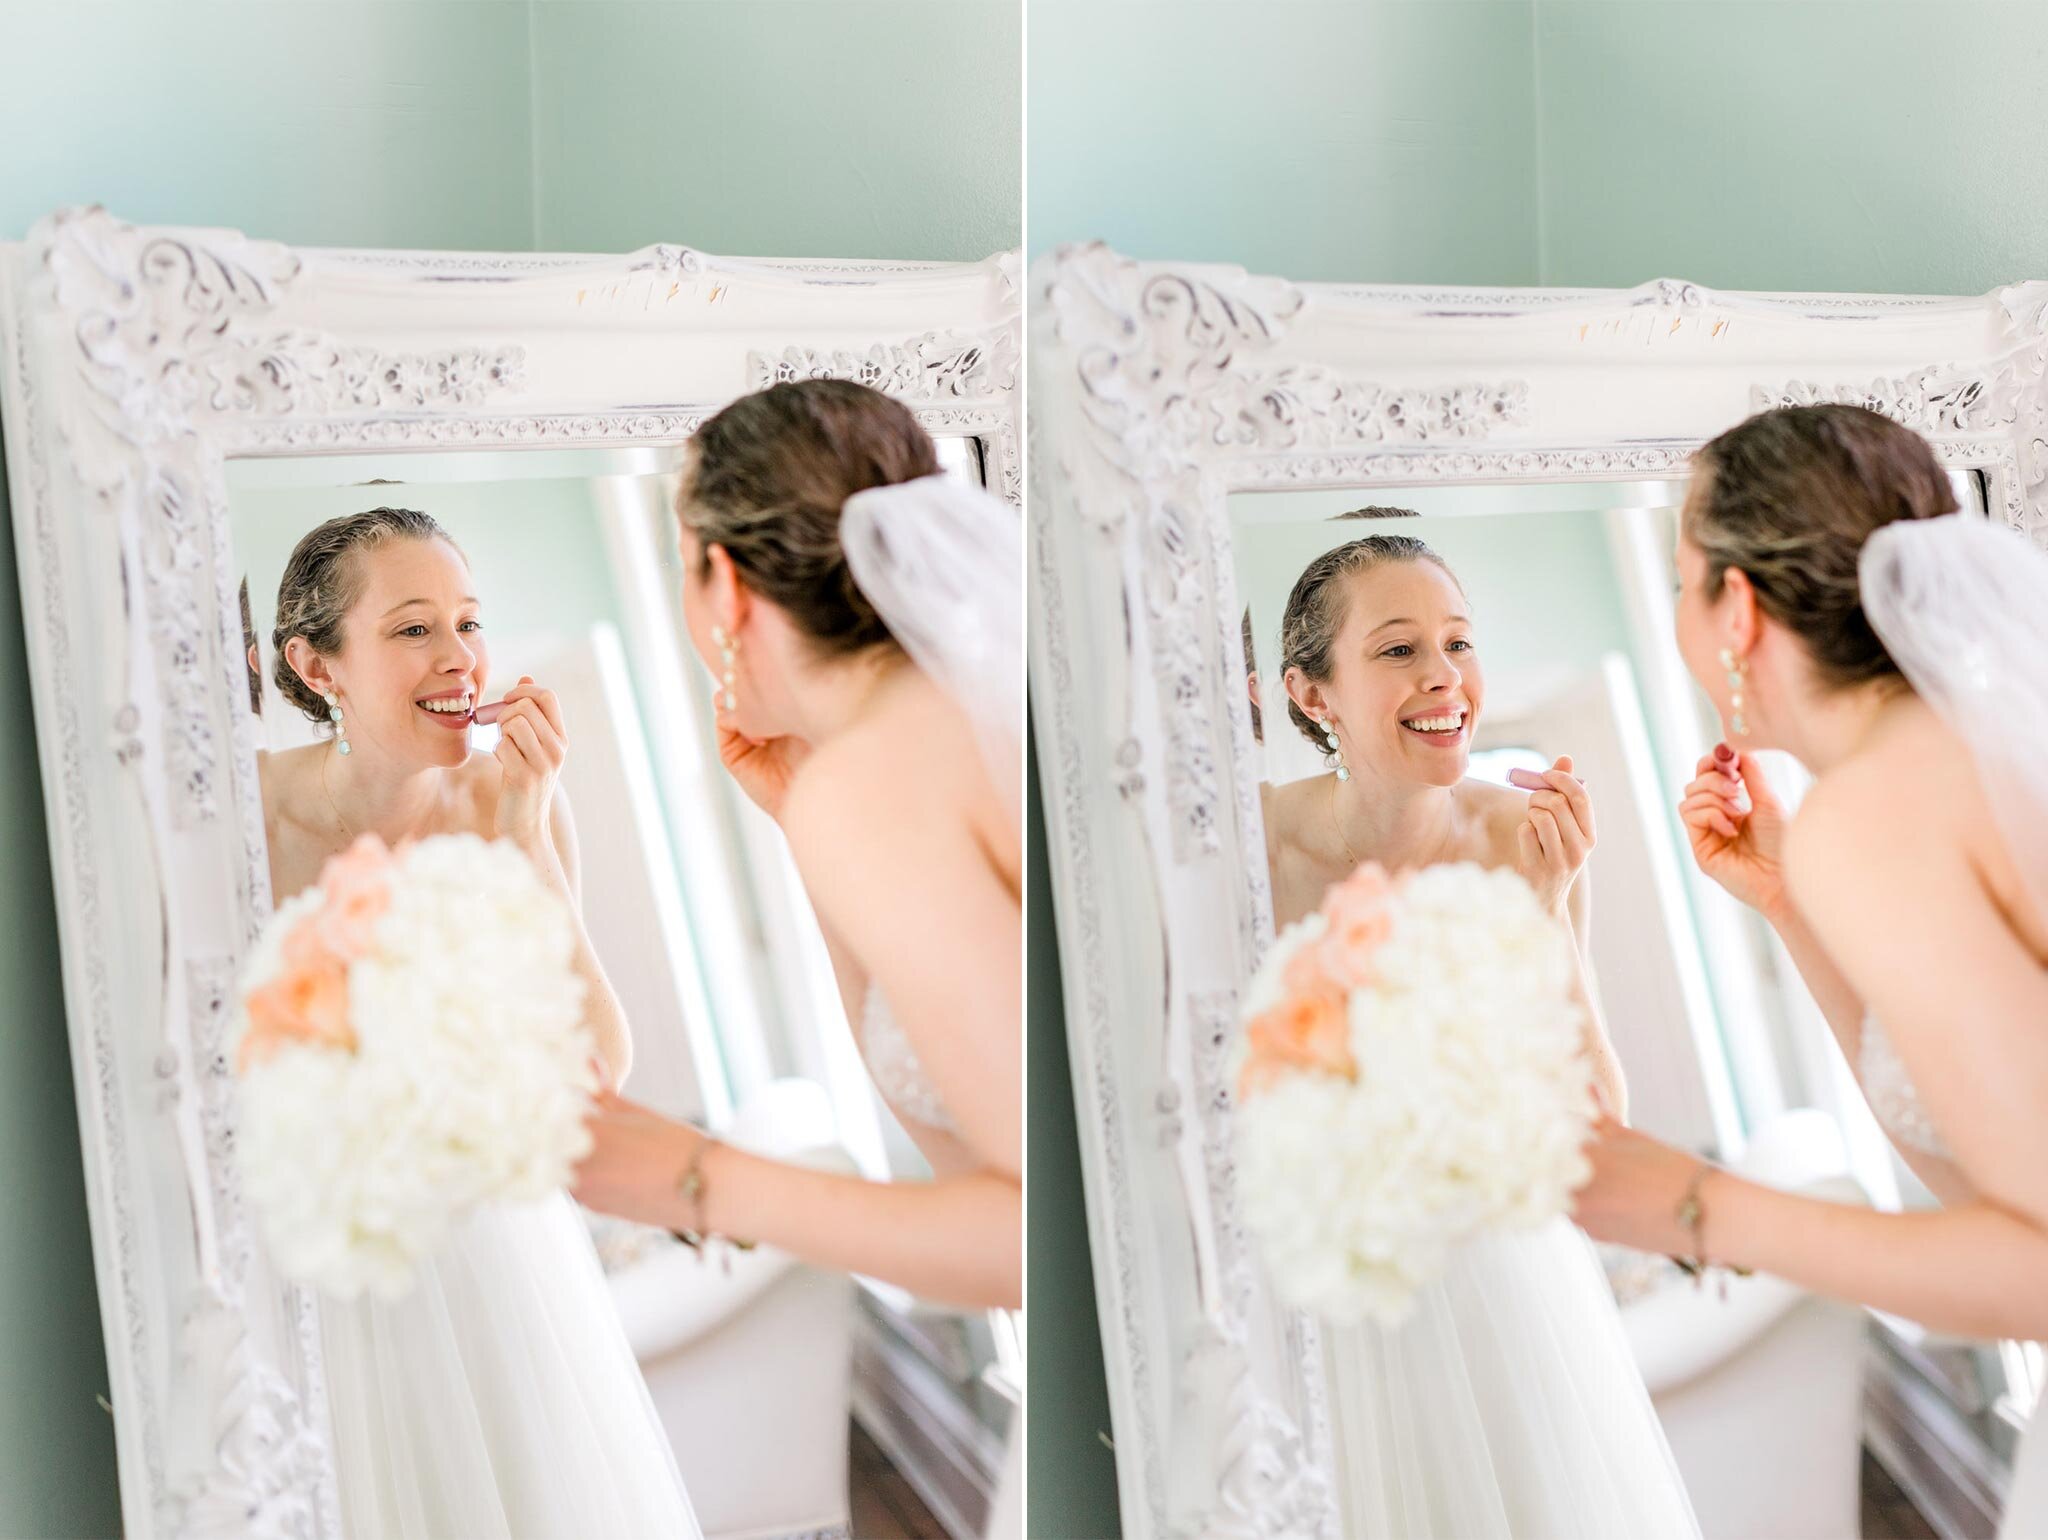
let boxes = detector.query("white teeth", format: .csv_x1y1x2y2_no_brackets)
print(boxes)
418,695,472,715
1402,712,1465,733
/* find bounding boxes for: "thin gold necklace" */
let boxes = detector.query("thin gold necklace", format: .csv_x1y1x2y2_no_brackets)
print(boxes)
1331,777,1463,873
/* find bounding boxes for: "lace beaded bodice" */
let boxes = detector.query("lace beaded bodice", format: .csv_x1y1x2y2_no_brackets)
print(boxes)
859,981,957,1135
1858,1012,1953,1160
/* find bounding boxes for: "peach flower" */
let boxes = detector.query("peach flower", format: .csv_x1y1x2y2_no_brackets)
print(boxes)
1322,860,1395,917
1238,988,1356,1099
316,835,394,960
1283,942,1335,999
239,934,356,1072
1316,864,1397,986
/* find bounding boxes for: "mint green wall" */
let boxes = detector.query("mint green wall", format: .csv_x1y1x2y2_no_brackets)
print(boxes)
1028,0,1539,279
0,5,1017,1532
0,2,537,251
530,0,1021,258
1532,2,2048,295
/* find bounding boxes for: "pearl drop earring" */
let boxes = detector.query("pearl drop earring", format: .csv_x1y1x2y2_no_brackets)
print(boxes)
1719,647,1750,737
325,690,350,756
711,625,738,712
1321,717,1350,781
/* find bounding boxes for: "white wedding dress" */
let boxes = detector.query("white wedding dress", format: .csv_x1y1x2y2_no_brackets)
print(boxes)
1323,1217,1700,1538
319,1191,700,1538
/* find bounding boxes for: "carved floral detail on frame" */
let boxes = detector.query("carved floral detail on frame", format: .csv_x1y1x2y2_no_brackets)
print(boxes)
1038,243,1341,1534
1751,366,2024,439
747,328,1020,400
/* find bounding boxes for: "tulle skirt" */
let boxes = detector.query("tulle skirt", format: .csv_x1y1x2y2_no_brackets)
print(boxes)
1324,1216,1701,1539
319,1191,701,1539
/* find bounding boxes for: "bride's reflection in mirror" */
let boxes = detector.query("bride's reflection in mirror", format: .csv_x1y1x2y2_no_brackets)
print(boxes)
1235,492,1709,1536
243,493,698,1536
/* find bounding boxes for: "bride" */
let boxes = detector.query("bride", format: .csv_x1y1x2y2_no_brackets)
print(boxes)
1572,403,2048,1538
569,380,1023,1535
1259,520,1701,1537
258,507,699,1536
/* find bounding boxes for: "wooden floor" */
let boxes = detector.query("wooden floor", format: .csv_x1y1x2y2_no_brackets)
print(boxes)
849,1419,948,1539
1861,1448,1943,1540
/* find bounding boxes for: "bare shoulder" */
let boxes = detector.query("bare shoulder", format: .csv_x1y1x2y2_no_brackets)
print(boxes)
257,743,325,826
787,676,987,847
450,749,508,836
784,710,939,849
1261,773,1317,845
1787,703,1967,900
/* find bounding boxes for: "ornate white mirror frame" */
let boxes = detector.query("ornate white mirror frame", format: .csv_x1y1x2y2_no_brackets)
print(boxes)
0,207,1019,1540
1027,241,2048,1540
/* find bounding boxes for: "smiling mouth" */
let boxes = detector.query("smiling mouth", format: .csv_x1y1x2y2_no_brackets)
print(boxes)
1399,707,1468,743
415,691,474,728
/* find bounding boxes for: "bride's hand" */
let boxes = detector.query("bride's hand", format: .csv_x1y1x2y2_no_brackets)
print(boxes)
717,718,811,822
1570,1115,1705,1255
1679,744,1789,919
492,677,567,856
1511,756,1594,917
571,1090,711,1232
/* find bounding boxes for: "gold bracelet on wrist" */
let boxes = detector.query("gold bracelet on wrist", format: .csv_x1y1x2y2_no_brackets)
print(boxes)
1670,1160,1753,1297
669,1130,757,1270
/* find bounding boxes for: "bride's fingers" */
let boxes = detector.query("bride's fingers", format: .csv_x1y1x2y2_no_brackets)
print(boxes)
1516,818,1543,876
1528,806,1565,869
1544,770,1594,844
1678,793,1740,840
503,677,565,740
498,714,547,773
1528,788,1592,852
497,702,565,770
1678,786,1738,822
1529,792,1590,866
1683,763,1742,793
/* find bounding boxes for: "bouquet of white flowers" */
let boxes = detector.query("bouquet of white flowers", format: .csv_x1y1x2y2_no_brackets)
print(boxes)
232,833,597,1300
1232,861,1596,1326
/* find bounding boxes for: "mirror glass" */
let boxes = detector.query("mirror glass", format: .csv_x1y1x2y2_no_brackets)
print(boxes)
1228,472,2033,1495
1233,479,1744,1154
224,429,1015,1498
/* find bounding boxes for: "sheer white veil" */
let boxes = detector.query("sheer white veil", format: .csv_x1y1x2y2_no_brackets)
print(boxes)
1861,512,2048,922
840,473,1023,828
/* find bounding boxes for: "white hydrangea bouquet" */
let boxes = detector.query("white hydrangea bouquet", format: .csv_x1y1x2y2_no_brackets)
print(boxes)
1233,860,1596,1326
232,833,598,1300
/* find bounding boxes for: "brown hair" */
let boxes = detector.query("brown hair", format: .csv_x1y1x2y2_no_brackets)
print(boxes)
1279,509,1460,756
1688,404,1956,690
680,379,941,655
270,507,460,725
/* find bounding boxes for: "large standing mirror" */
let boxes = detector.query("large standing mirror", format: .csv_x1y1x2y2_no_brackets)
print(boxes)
0,209,1018,1539
1030,247,2047,1538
